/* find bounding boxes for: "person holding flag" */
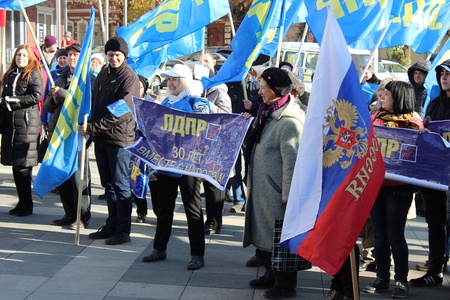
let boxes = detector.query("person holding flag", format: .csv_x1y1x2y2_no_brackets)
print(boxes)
80,36,140,245
364,81,424,299
43,43,92,229
242,67,306,299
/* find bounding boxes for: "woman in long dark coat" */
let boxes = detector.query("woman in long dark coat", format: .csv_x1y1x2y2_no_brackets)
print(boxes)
1,45,44,216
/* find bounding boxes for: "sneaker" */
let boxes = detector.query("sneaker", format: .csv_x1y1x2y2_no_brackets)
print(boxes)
187,256,204,270
88,226,116,239
416,260,428,272
105,232,131,245
409,272,443,287
246,255,265,267
142,250,167,263
263,287,296,299
323,289,344,300
391,281,409,299
363,277,389,293
51,215,74,226
229,204,243,213
135,214,146,223
69,221,88,230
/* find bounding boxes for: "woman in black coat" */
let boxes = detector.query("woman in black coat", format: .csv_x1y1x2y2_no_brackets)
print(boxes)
1,45,44,216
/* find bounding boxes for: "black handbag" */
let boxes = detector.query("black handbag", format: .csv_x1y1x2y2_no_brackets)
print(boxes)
272,219,312,272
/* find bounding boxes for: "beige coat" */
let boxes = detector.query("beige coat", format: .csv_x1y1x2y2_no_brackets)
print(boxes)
243,97,305,252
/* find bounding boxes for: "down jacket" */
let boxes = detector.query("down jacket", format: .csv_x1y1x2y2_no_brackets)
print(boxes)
1,69,44,167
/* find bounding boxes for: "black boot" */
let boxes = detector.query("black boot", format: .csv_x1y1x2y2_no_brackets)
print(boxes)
13,166,34,217
9,202,21,215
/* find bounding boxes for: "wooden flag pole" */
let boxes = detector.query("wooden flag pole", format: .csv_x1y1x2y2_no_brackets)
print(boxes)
350,247,360,300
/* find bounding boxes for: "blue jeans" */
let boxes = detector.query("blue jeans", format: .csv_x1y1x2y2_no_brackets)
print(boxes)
226,149,246,205
370,184,413,282
95,143,132,234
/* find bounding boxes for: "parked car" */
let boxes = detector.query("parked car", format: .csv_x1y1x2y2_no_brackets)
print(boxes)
181,51,227,71
379,59,409,81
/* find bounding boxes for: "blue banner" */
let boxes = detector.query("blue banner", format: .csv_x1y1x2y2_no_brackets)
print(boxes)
126,97,253,190
0,0,46,10
352,0,450,54
115,0,229,56
305,0,393,46
202,0,282,89
374,125,450,190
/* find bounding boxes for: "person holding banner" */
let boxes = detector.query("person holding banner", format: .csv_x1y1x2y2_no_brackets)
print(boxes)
410,59,450,288
1,45,44,217
81,36,140,245
43,43,92,229
141,64,210,270
364,81,423,299
242,68,306,299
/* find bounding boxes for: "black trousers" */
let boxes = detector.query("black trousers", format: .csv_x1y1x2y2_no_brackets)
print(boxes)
331,244,360,298
203,181,225,226
422,187,447,274
153,174,205,257
58,156,91,224
12,166,33,211
263,252,297,290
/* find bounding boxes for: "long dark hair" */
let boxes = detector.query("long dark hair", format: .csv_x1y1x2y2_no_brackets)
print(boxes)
384,81,415,115
3,45,42,83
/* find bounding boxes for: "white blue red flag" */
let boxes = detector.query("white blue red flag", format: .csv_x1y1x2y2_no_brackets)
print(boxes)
280,6,385,275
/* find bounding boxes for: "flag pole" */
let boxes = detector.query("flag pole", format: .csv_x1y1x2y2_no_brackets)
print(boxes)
17,0,54,86
292,23,308,75
98,0,107,44
228,12,248,99
349,247,360,300
75,114,89,245
359,19,393,83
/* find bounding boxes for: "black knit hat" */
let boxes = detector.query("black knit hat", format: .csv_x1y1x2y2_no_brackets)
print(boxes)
260,67,292,97
104,37,128,58
55,48,68,58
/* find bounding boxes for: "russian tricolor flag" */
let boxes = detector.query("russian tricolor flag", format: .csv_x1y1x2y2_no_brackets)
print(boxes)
280,6,386,275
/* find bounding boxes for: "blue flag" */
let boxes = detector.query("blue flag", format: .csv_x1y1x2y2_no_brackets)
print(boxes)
260,0,306,57
115,0,229,58
202,0,284,89
126,28,204,79
423,38,450,115
305,0,394,46
0,0,46,10
351,1,450,54
34,7,94,198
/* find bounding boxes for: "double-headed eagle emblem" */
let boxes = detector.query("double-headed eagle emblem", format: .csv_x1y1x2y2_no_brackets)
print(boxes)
323,99,368,169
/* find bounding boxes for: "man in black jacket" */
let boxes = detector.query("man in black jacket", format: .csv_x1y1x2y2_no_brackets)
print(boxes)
44,43,91,229
80,37,140,245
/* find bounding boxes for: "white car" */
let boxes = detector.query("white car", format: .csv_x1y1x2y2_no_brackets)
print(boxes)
379,59,409,81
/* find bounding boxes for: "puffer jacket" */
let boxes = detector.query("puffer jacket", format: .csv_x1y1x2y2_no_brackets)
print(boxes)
1,68,44,167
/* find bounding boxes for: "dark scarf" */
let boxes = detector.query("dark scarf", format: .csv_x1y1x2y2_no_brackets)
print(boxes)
244,94,290,165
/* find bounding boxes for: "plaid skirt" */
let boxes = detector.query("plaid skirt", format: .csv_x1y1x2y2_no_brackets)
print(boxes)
272,219,312,272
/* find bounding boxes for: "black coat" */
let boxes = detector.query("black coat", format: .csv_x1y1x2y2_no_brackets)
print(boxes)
1,69,44,167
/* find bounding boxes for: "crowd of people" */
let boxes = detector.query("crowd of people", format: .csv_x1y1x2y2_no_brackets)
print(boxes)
1,32,449,300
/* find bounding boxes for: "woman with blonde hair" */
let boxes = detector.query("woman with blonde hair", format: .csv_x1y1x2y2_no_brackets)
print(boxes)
1,45,44,216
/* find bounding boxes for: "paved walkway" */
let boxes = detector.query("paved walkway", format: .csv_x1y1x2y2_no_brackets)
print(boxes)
0,154,449,300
